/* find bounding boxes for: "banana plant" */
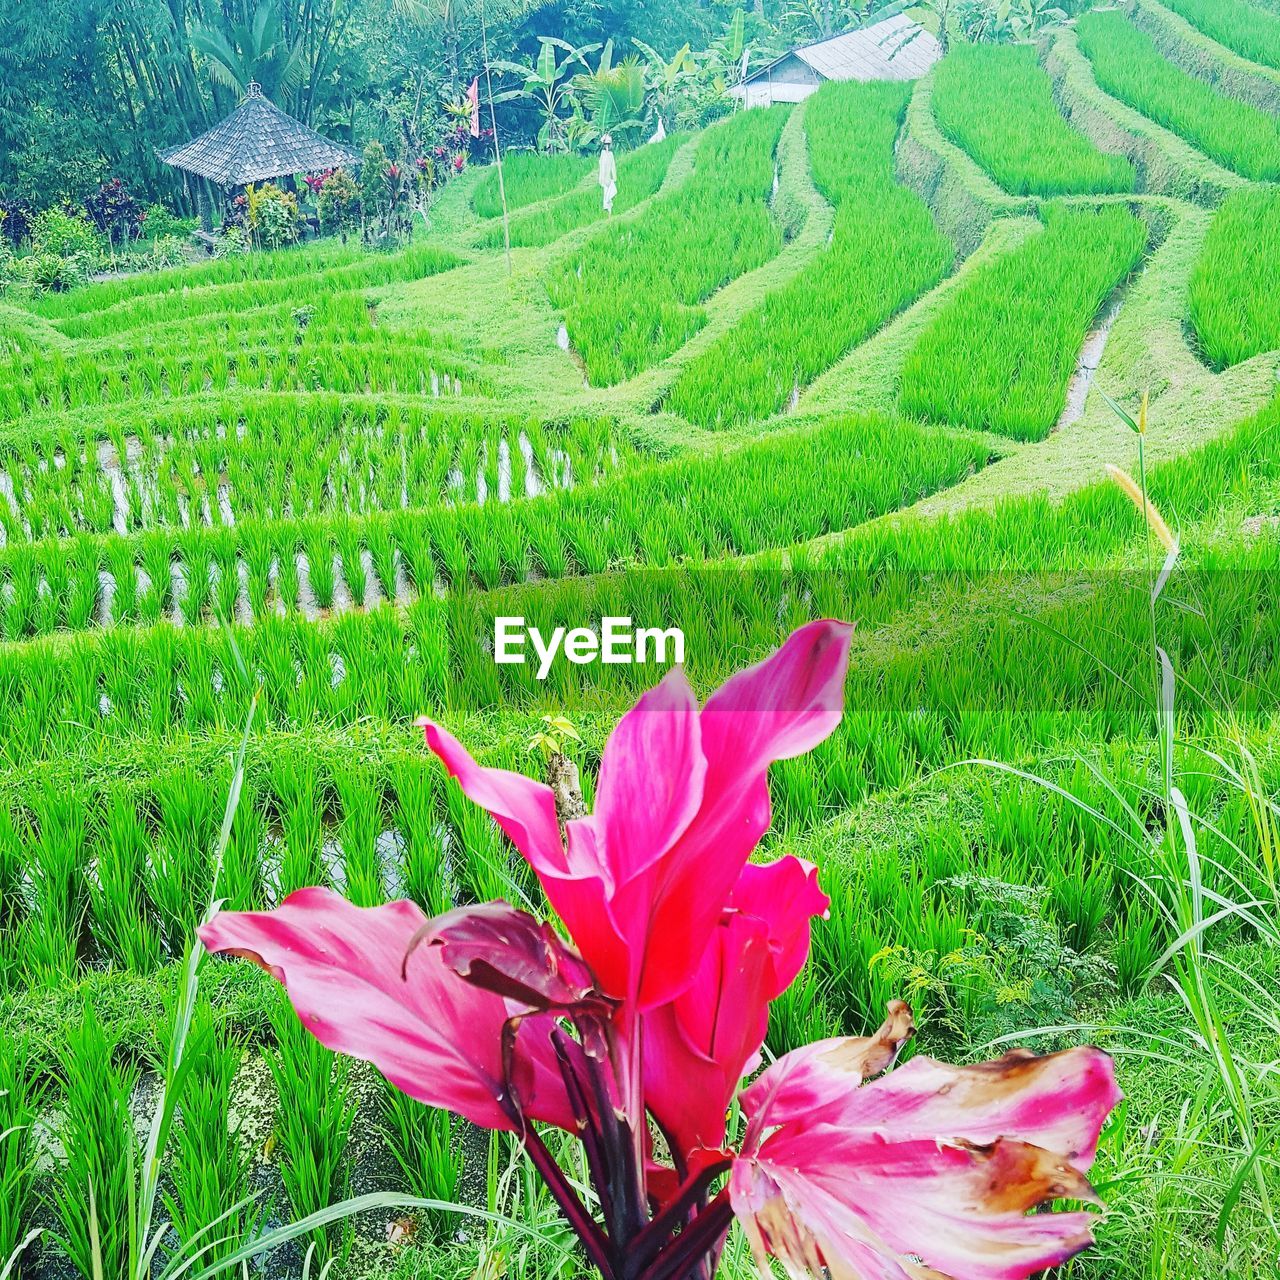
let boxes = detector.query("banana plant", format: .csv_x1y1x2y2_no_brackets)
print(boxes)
490,38,601,152
695,9,749,98
1009,0,1068,37
569,43,649,149
631,39,693,125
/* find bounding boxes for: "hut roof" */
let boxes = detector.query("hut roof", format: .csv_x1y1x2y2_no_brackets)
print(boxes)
161,83,362,187
735,15,941,91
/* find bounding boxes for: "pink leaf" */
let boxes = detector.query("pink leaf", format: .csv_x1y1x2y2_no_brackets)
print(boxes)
199,887,574,1133
732,1032,1120,1280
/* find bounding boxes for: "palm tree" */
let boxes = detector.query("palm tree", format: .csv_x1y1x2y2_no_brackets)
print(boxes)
191,0,304,104
572,45,648,150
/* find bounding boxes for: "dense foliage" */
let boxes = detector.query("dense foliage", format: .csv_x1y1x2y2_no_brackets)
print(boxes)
0,0,765,215
932,43,1135,196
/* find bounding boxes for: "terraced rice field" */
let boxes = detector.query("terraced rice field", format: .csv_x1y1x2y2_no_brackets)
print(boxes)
931,44,1136,196
5,9,1280,1280
1076,6,1280,179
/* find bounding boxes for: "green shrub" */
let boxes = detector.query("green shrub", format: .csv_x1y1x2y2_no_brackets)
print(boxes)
317,167,360,233
139,202,194,241
246,182,301,249
30,208,104,259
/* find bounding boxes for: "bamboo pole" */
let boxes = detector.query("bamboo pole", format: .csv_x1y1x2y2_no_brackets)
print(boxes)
479,0,513,276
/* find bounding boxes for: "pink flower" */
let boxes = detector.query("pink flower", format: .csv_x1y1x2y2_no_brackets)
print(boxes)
421,620,852,1013
200,622,1121,1280
453,154,466,172
643,856,830,1159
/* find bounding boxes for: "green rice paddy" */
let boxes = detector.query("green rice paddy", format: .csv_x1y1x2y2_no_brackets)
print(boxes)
5,14,1280,1280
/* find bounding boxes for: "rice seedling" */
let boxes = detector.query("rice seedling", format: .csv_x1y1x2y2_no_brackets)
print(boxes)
380,1083,461,1239
0,411,992,649
395,758,452,916
545,106,789,384
471,150,594,219
30,238,367,323
48,1004,140,1280
898,202,1148,439
1161,0,1280,69
36,241,460,340
147,770,220,955
0,1044,42,1280
162,1001,260,1267
24,787,89,981
667,81,952,428
0,299,477,426
222,780,266,912
335,766,388,906
267,996,358,1264
272,755,328,896
89,792,163,973
482,134,683,247
1077,8,1280,180
1188,185,1280,369
932,44,1136,196
0,808,23,951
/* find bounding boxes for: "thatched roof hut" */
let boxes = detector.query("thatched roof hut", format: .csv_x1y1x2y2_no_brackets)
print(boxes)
161,83,361,187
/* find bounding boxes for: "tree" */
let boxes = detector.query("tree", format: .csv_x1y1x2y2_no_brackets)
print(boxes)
572,44,648,149
490,36,600,152
191,0,305,102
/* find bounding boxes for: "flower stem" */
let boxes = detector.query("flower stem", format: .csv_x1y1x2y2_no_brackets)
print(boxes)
632,1190,733,1280
520,1126,617,1280
629,1158,731,1275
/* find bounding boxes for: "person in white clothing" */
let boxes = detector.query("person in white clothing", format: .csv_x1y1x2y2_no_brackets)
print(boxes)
598,133,618,215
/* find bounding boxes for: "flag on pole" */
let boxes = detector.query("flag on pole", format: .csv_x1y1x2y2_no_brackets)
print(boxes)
648,116,666,144
740,47,749,82
468,77,480,137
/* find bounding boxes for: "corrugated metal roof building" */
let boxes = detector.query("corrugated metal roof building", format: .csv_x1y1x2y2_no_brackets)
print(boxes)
730,15,942,107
